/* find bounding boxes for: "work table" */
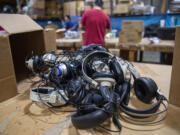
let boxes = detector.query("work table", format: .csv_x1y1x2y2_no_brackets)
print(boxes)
0,63,179,135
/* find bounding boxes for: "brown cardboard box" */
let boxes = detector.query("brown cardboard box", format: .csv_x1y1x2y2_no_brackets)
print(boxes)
170,27,180,107
0,14,50,102
77,1,85,16
113,4,130,14
29,0,45,9
56,28,65,39
103,1,111,8
44,28,57,51
64,1,84,16
44,25,58,30
45,1,62,17
85,6,92,10
119,31,142,43
103,0,111,15
0,35,17,102
122,20,144,32
118,0,133,4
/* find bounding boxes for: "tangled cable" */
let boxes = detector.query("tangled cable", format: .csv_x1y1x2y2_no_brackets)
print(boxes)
26,44,168,133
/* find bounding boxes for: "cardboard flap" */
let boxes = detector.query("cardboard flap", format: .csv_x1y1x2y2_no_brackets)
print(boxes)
0,14,42,34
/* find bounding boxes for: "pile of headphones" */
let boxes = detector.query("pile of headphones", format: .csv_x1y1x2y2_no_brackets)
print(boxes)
25,45,168,132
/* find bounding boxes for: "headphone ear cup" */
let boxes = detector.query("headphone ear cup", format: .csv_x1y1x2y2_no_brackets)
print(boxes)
134,77,158,104
109,60,124,84
71,110,110,129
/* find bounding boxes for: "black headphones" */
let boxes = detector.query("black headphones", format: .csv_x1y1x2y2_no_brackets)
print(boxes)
82,51,125,88
119,77,167,118
27,48,168,131
71,86,122,130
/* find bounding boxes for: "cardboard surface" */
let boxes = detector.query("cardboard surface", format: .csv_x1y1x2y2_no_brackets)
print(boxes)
44,29,57,51
0,35,17,102
170,26,180,107
0,63,177,135
122,20,144,32
0,14,42,34
0,76,17,102
0,35,16,79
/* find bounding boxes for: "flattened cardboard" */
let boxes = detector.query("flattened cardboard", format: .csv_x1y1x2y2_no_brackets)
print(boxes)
170,27,180,107
0,35,16,79
0,14,42,34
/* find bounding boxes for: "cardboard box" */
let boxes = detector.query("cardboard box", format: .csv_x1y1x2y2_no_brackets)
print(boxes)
28,8,45,17
122,20,144,32
56,28,65,39
119,31,142,43
0,14,51,102
85,5,92,10
103,0,111,15
77,1,85,16
29,0,45,9
170,27,180,107
64,1,84,16
103,9,111,15
0,35,17,102
44,28,57,51
113,4,130,14
45,1,62,17
103,1,111,8
118,0,132,4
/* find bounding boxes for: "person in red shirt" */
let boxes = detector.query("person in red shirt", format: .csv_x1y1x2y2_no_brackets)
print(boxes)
81,0,111,47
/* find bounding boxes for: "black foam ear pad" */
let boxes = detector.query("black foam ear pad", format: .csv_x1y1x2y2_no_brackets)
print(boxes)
109,60,124,84
134,77,158,104
71,110,110,129
91,72,114,79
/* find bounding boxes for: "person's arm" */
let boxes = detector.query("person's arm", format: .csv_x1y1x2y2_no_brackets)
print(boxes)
80,23,85,30
61,20,65,28
106,16,112,33
80,12,86,30
69,24,78,31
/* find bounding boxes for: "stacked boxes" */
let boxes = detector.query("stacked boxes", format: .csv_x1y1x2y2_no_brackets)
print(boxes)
113,0,133,14
64,1,85,16
84,0,111,14
103,0,111,15
45,1,62,17
28,0,45,17
119,20,144,43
